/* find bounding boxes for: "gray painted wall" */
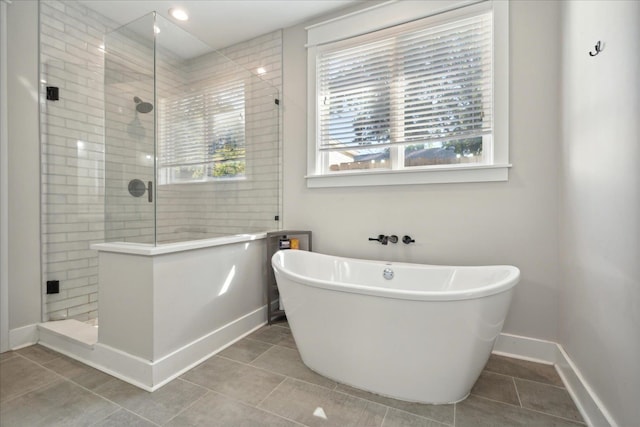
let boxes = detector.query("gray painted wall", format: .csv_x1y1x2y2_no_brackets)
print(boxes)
560,1,640,426
7,0,41,332
282,1,562,342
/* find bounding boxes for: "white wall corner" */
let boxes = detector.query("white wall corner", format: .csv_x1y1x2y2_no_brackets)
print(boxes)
9,323,39,350
555,345,617,427
0,0,10,354
494,333,615,427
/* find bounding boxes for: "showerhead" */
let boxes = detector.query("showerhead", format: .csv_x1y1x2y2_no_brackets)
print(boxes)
133,96,153,113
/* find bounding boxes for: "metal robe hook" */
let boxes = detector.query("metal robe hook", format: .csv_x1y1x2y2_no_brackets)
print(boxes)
589,41,603,57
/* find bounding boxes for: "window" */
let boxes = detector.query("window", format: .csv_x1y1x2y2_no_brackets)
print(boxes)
306,1,509,187
158,81,246,185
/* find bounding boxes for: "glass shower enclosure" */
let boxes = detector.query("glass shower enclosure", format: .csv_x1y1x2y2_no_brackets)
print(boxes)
104,12,280,245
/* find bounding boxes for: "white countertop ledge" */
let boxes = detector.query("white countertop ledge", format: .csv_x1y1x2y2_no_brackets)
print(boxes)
91,232,267,256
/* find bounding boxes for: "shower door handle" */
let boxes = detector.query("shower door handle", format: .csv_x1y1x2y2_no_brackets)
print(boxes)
148,181,153,203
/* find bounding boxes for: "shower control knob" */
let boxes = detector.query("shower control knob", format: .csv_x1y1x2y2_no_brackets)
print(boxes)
402,235,415,244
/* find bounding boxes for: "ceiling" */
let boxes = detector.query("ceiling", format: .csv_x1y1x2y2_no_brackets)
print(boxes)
78,1,362,50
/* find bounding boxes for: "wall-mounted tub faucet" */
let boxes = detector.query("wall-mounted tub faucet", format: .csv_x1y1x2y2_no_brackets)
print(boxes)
369,235,388,245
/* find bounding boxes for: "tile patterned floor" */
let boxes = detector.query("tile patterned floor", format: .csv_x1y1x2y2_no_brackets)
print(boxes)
0,323,585,426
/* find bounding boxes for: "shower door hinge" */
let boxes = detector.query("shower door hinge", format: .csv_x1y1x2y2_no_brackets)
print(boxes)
274,98,280,106
46,86,59,101
46,280,60,294
274,215,279,221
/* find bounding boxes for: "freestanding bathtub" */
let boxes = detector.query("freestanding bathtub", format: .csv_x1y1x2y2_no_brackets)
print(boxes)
272,250,520,404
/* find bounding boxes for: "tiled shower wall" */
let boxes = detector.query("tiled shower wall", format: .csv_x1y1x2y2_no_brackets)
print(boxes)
104,25,282,243
40,0,283,321
155,30,282,241
40,0,114,322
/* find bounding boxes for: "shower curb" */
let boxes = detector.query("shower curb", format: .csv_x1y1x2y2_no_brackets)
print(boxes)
36,305,267,391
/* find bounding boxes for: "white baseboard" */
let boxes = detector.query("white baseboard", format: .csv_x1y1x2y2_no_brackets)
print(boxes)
9,323,38,349
493,332,559,364
493,333,614,427
38,305,267,391
38,332,154,391
150,306,267,390
35,321,614,426
555,345,616,427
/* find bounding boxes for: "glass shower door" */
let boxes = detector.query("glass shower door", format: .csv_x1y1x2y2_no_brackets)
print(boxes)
103,13,156,244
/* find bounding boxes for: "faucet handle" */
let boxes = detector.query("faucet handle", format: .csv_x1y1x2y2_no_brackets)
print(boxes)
402,235,415,244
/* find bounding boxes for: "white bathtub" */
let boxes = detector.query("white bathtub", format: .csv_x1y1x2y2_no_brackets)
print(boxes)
272,250,520,404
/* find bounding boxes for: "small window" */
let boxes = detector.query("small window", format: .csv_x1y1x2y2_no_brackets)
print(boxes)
158,81,246,185
306,1,509,187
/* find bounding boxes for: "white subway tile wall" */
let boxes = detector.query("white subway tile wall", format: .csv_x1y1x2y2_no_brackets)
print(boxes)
40,0,113,323
40,0,283,321
154,29,282,242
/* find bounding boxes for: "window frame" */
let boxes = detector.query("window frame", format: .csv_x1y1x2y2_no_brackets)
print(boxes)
305,0,510,188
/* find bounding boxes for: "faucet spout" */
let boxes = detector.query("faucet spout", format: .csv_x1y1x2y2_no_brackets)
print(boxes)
368,234,389,245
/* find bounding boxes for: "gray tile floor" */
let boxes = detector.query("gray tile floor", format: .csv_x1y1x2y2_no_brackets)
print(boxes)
0,322,585,426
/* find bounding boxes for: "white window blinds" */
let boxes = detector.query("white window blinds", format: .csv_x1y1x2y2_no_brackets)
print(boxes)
316,10,493,153
158,80,245,183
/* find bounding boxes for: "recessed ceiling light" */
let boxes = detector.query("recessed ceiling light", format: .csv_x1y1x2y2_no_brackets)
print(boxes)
169,8,189,21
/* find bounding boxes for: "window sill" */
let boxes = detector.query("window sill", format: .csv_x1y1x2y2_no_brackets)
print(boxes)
159,176,247,186
305,164,511,188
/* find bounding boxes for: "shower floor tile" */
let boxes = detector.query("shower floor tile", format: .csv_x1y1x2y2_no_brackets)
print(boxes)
0,326,586,426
